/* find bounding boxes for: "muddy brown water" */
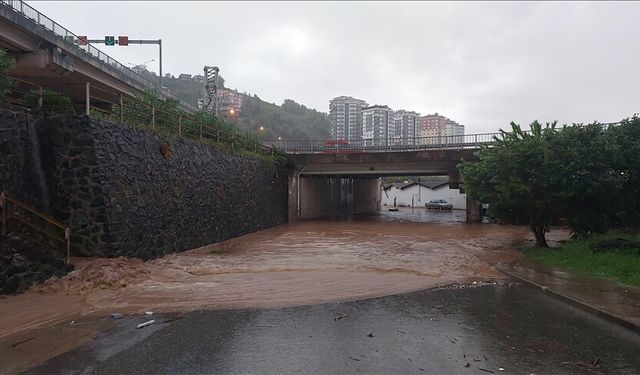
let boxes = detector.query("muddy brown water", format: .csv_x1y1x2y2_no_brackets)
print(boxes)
0,208,567,373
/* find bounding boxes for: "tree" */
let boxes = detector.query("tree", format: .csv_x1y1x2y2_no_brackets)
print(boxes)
0,48,15,95
459,121,562,247
607,116,640,228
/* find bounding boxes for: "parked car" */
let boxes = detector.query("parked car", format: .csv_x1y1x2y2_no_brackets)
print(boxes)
425,199,453,210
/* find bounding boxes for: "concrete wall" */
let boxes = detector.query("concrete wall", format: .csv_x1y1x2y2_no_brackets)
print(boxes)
289,175,380,220
382,184,466,209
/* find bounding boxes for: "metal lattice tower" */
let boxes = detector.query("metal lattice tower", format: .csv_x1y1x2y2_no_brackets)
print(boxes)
203,66,220,114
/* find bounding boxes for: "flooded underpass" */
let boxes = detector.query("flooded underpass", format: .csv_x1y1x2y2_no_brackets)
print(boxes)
0,208,569,373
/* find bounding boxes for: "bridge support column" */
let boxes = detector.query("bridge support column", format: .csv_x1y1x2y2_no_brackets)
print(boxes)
466,196,481,223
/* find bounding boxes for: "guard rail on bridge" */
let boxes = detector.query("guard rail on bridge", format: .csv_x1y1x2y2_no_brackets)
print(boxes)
266,133,501,154
0,0,197,113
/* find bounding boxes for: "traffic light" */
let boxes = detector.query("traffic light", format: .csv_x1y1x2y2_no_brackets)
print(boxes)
77,36,88,45
118,36,129,46
105,36,115,46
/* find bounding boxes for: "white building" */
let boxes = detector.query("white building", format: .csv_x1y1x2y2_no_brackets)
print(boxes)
329,96,368,141
362,105,394,146
381,181,466,209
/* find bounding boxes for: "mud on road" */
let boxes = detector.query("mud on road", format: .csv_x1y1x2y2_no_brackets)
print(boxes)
0,209,568,373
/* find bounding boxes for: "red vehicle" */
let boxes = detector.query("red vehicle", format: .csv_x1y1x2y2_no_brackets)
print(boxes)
321,139,362,154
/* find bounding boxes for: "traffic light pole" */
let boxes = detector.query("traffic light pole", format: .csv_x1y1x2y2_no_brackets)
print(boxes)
84,38,163,89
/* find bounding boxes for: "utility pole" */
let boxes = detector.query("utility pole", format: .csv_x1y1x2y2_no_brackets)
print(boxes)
203,66,220,115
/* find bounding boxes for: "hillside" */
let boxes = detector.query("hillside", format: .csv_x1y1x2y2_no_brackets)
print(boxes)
133,66,329,140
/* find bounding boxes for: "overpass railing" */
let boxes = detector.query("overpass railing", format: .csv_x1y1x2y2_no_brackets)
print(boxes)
0,0,197,113
265,133,502,154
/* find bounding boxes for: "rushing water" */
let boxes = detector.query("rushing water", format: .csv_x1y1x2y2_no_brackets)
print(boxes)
2,207,565,340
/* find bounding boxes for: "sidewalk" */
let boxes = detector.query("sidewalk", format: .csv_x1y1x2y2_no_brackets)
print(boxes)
497,260,640,333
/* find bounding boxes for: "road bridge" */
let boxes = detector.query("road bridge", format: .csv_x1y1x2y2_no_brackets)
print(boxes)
0,0,196,113
276,134,496,222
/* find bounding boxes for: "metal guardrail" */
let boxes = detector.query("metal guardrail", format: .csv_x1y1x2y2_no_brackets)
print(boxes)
0,191,71,264
265,133,502,154
0,73,275,156
0,0,196,112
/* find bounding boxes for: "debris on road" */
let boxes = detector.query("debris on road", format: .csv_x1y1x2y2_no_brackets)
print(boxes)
110,313,123,319
465,363,470,368
136,320,155,329
479,368,495,374
145,311,154,316
349,356,360,362
334,314,349,321
11,337,35,348
367,333,374,338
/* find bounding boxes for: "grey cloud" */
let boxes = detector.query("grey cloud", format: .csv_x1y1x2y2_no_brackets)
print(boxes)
33,1,640,133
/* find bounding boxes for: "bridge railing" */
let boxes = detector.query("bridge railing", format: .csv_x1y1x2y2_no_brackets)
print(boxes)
0,0,197,112
265,133,502,154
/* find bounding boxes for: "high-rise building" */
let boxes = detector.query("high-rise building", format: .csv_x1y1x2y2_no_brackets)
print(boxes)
362,105,394,146
329,96,368,140
419,113,465,143
393,110,420,145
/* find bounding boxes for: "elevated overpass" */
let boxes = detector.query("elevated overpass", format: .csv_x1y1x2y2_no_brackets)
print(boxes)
0,0,196,113
274,134,495,222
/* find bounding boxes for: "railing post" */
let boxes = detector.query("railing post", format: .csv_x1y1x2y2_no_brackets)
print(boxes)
178,115,182,135
119,94,124,123
64,227,71,264
216,130,220,143
37,87,43,109
85,81,90,116
151,106,155,129
199,122,203,139
0,192,6,236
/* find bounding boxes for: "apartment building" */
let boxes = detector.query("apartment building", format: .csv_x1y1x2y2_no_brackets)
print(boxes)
361,105,394,146
329,96,368,140
393,110,420,145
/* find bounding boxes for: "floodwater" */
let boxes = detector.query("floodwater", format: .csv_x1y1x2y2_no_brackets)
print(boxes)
0,207,567,373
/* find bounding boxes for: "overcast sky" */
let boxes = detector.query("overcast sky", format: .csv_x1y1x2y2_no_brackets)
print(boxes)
31,1,640,133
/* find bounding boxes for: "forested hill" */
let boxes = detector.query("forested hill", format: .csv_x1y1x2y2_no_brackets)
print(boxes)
234,96,330,140
133,66,330,140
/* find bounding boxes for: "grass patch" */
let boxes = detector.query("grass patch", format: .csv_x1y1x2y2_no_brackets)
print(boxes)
526,230,640,287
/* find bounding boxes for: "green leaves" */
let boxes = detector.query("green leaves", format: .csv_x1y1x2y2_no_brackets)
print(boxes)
460,117,640,246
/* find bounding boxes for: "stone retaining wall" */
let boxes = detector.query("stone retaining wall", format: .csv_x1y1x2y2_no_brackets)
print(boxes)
1,110,289,262
39,116,289,259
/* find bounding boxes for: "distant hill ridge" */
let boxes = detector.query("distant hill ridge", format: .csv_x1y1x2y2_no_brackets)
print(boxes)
133,66,330,140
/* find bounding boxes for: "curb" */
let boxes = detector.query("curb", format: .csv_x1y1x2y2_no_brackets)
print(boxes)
499,268,640,335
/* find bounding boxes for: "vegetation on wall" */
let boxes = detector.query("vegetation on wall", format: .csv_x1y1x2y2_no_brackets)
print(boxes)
0,48,15,96
91,89,286,166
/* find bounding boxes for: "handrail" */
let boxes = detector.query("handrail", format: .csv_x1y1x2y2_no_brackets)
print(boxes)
4,192,65,229
0,191,71,263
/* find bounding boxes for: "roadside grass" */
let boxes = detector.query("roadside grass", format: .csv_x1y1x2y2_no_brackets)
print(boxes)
526,230,640,287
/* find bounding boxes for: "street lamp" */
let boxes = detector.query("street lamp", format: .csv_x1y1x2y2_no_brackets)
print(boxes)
128,59,155,69
259,126,265,131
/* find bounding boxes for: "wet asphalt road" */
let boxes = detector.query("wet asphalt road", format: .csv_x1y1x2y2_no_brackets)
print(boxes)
29,284,640,375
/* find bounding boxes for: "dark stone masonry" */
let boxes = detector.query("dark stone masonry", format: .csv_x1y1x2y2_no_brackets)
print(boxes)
1,110,289,292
